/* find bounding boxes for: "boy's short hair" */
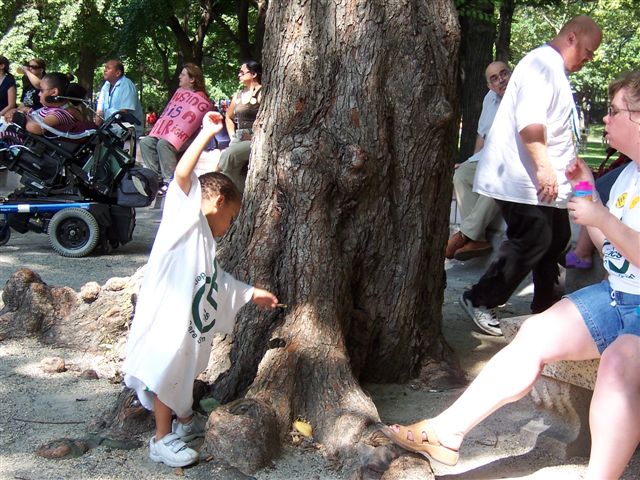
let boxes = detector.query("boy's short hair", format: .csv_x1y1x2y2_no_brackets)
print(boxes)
42,72,70,95
199,172,241,204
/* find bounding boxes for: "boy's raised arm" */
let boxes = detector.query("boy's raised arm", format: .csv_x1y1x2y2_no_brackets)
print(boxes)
174,111,224,195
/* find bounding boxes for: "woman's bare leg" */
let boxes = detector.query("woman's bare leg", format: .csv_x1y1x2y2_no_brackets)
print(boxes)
427,299,600,450
586,335,640,479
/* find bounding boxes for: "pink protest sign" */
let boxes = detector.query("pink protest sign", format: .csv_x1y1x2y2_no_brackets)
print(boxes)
149,88,213,150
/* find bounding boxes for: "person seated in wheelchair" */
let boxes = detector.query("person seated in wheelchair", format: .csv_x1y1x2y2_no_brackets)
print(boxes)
5,72,85,137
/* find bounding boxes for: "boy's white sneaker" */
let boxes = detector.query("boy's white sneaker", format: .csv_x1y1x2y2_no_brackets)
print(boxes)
149,433,199,467
172,413,207,442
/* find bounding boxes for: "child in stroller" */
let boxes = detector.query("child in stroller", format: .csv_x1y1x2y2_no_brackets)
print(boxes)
0,80,159,257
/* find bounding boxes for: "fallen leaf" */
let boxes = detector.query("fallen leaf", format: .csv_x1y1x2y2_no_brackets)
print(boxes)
293,419,313,438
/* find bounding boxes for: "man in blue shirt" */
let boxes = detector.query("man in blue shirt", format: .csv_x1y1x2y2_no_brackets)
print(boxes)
96,59,143,136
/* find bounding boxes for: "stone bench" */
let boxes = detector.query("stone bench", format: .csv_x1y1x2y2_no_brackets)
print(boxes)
501,315,598,459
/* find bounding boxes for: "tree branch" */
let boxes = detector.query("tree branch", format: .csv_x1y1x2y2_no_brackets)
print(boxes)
166,15,195,62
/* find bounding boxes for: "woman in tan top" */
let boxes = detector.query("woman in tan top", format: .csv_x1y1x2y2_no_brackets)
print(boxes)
216,60,262,194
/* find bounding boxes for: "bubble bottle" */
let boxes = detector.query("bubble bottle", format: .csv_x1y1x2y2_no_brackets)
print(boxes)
574,181,593,200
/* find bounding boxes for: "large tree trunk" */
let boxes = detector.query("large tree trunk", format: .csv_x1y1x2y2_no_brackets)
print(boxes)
76,47,98,100
457,1,496,162
204,0,461,472
495,0,515,62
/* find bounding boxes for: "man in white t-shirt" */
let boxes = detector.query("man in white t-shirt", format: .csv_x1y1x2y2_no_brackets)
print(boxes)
446,61,510,261
459,15,602,336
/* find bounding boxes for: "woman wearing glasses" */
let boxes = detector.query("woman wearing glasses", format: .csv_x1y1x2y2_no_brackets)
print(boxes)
16,58,46,112
216,60,262,194
382,71,640,479
0,56,17,118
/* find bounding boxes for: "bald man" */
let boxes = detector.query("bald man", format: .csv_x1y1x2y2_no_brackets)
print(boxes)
96,59,144,136
446,61,511,261
460,16,603,335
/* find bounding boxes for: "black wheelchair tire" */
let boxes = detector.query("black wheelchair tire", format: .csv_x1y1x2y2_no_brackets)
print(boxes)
0,219,10,246
48,208,100,257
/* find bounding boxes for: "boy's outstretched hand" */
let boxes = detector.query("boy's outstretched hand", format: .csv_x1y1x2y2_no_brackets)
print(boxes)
202,111,224,136
252,288,279,310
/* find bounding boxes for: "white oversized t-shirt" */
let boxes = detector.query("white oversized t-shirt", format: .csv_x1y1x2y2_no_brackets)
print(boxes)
123,174,254,417
603,162,640,294
474,44,580,207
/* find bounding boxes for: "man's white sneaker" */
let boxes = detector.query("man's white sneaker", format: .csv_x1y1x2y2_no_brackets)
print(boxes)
172,413,207,442
459,292,502,336
149,433,199,467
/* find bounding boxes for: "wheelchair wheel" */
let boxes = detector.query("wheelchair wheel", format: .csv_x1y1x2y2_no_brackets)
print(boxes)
0,217,10,246
48,208,100,257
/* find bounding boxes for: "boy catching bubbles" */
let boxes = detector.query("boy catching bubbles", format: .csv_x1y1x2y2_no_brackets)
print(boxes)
123,111,278,468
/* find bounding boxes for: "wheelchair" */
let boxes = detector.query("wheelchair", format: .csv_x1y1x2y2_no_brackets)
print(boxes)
0,110,159,257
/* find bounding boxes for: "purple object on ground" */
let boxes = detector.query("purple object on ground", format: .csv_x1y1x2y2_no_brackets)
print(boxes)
565,250,593,270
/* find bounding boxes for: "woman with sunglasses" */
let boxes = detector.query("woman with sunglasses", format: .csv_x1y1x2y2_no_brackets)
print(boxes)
16,58,46,112
0,56,17,118
382,71,640,479
216,60,262,194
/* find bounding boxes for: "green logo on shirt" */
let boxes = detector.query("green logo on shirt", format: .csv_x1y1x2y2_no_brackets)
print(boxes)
192,261,219,334
603,239,630,275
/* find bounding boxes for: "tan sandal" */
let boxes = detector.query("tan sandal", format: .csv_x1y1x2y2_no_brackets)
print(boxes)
380,419,459,466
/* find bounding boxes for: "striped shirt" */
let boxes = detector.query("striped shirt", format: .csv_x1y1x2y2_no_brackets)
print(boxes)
33,105,78,129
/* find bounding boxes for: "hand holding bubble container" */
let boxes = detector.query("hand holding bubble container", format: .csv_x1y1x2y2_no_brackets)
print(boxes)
574,181,593,201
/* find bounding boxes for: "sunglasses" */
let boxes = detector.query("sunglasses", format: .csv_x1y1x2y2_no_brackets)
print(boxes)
28,64,43,69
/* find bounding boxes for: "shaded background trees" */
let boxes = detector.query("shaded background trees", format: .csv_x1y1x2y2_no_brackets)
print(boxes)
0,0,637,131
0,0,266,105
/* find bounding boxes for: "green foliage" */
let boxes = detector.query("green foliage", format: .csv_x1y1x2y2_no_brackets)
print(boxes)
113,0,245,103
0,0,254,108
455,0,498,23
578,124,607,169
0,0,114,93
3,0,632,119
0,5,41,65
511,0,640,109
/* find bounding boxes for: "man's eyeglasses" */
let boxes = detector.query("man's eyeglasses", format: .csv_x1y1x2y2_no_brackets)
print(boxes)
489,69,510,85
28,64,42,70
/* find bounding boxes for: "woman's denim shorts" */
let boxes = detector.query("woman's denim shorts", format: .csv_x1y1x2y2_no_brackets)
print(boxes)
566,280,640,354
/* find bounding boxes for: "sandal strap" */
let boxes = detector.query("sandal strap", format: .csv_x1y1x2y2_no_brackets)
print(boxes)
421,420,441,446
404,419,439,446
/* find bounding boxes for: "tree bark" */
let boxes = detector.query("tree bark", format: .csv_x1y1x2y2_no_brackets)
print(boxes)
206,0,461,471
457,1,496,162
495,0,515,62
76,48,98,100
